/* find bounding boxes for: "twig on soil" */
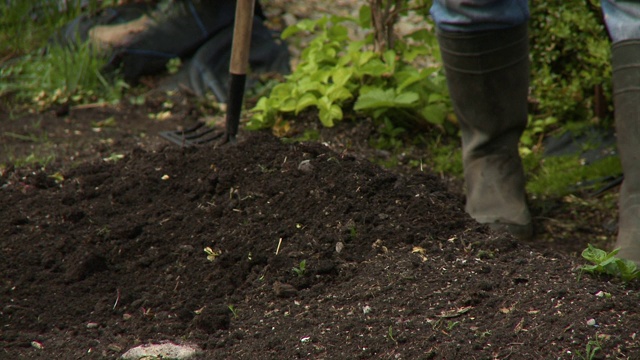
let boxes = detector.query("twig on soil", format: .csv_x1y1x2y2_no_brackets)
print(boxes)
276,237,283,255
174,276,180,291
113,288,121,310
71,102,109,110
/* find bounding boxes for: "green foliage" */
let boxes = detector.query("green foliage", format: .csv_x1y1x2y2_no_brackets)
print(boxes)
529,1,612,125
426,138,463,176
519,116,559,155
388,325,397,343
525,154,621,197
580,244,640,282
575,336,603,360
1,1,126,111
247,7,451,135
1,40,126,108
228,305,238,318
292,260,307,277
0,0,111,56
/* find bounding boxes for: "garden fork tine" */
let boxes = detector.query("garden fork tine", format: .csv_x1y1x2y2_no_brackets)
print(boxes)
160,0,255,146
159,121,224,146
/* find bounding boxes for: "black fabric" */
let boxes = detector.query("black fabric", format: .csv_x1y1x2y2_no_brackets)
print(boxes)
167,16,290,102
108,0,240,83
53,0,290,101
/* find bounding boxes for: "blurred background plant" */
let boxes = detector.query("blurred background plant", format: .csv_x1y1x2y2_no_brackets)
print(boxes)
1,0,126,110
529,0,612,131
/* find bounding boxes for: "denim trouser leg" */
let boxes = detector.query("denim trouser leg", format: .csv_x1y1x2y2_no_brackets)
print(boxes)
430,0,640,42
429,0,529,32
602,0,640,42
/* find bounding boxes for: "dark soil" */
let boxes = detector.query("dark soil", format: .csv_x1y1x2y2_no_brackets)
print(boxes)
1,96,639,360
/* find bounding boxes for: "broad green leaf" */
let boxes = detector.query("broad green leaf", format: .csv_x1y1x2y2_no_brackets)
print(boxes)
319,104,342,127
394,92,419,105
354,89,418,110
279,98,297,113
326,85,352,103
297,78,325,94
282,19,317,39
428,93,446,103
331,67,353,88
327,23,349,41
402,44,431,62
317,96,332,112
353,88,396,110
251,97,268,112
295,93,318,114
356,51,378,67
581,244,608,263
383,50,396,72
396,69,426,92
270,83,295,98
358,5,372,28
422,104,447,125
358,58,387,76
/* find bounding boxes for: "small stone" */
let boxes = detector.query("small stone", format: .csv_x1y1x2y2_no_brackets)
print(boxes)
122,313,132,321
298,160,314,173
335,242,344,253
161,174,170,180
86,322,99,329
121,342,202,360
273,281,297,298
363,305,372,314
587,318,597,326
31,341,44,350
595,291,604,297
107,343,123,352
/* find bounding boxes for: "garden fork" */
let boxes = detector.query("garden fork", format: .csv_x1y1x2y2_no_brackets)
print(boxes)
160,0,255,146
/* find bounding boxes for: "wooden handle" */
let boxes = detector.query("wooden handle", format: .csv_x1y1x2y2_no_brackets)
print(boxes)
230,0,255,75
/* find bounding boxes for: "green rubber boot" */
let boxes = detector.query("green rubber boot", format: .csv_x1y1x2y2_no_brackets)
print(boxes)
437,24,532,240
612,40,640,265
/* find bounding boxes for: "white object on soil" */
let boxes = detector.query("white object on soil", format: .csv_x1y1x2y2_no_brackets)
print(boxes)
121,342,202,359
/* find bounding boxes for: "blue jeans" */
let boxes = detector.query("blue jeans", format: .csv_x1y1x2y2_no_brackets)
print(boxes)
430,0,640,42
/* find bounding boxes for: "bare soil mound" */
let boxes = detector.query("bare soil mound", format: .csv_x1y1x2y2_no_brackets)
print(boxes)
2,112,640,359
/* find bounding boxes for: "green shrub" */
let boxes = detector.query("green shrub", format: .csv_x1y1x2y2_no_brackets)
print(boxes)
1,41,126,108
1,1,125,109
247,4,452,136
529,0,612,127
0,0,110,56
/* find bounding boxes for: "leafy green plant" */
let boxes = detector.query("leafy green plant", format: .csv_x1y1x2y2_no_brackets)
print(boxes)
388,325,397,344
228,305,238,318
348,225,357,240
292,260,307,277
166,57,182,75
580,244,640,282
575,335,602,360
204,247,222,262
446,321,460,331
247,5,451,135
2,40,126,109
529,1,612,126
519,116,559,156
1,1,128,111
0,0,96,56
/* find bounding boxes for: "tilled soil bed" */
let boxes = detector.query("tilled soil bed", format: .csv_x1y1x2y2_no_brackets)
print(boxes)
1,106,640,359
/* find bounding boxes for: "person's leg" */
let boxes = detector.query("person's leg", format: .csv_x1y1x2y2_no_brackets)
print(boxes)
430,0,529,32
601,0,640,264
430,0,532,239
